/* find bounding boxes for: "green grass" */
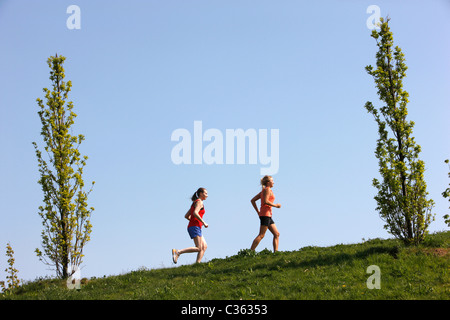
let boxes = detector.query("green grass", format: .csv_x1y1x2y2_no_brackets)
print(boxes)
2,231,449,300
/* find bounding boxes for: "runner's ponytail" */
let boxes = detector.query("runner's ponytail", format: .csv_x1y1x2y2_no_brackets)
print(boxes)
260,175,272,187
191,187,206,201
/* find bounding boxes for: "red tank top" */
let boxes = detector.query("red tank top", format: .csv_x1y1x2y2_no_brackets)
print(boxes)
259,188,275,217
188,199,206,228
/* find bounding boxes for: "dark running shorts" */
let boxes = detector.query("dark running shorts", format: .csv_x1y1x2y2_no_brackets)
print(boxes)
259,216,275,226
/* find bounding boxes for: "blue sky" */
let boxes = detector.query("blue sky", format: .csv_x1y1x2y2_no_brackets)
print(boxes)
0,0,449,282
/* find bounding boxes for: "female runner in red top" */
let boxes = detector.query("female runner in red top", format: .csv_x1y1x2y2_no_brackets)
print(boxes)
172,188,209,264
250,175,281,252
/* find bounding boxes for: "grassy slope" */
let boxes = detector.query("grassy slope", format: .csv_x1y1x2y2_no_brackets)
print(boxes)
3,231,449,300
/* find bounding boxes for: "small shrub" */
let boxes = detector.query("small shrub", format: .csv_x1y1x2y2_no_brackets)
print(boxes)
1,243,20,294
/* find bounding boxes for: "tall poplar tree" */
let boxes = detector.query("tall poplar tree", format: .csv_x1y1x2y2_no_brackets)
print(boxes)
33,54,94,278
364,18,434,245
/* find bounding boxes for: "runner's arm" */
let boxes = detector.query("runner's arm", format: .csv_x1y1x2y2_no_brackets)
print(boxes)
251,193,261,214
184,209,191,220
192,200,208,227
262,188,281,208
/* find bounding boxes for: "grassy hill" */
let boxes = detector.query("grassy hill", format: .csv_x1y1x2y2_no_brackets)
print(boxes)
3,231,449,300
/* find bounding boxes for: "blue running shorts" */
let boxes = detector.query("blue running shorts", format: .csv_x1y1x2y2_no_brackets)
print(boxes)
187,226,202,239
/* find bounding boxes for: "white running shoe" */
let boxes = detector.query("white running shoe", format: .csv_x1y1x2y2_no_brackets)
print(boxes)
172,249,179,264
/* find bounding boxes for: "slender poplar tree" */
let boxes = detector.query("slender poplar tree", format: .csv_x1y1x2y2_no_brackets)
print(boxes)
33,54,94,278
443,159,450,227
0,243,20,294
364,18,434,245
